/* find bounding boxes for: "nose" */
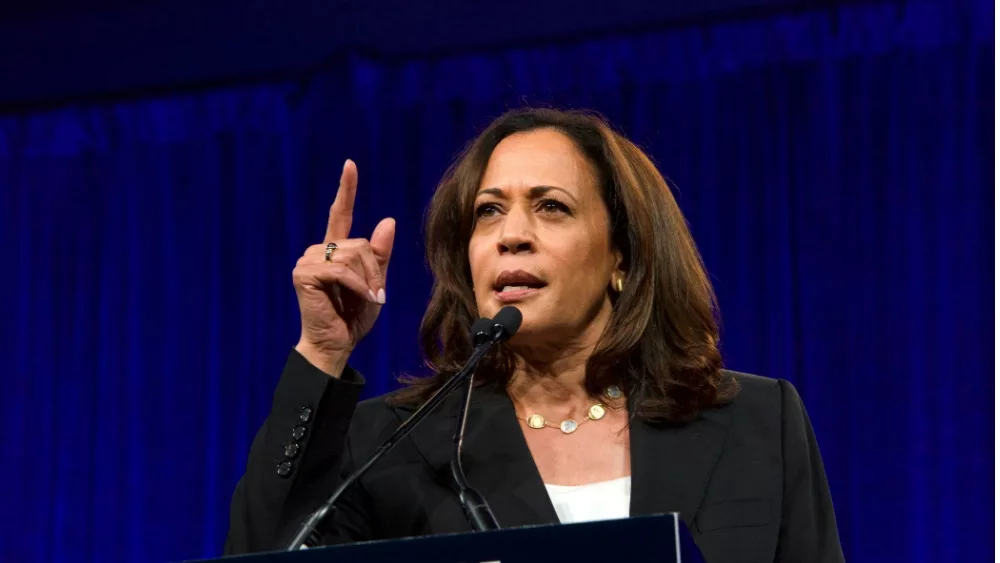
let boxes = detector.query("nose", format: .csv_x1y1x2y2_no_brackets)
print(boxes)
496,209,535,255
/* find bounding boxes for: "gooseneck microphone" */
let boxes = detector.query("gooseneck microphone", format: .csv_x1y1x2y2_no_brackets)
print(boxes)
284,306,522,550
449,309,522,531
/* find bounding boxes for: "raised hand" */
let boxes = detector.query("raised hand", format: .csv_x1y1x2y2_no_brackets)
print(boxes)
292,159,395,376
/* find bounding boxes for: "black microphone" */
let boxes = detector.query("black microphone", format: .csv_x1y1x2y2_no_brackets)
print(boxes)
284,306,523,550
450,308,522,531
470,317,494,347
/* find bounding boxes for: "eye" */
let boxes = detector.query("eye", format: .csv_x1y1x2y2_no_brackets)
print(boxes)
474,202,501,218
539,199,570,214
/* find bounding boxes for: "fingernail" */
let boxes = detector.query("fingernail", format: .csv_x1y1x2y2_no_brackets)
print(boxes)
368,290,377,303
377,289,386,304
343,160,349,173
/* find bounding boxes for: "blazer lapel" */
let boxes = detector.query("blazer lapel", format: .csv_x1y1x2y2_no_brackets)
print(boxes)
393,384,560,530
628,403,734,528
460,387,561,527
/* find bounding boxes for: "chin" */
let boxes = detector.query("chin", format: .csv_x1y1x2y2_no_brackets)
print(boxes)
502,313,553,342
479,298,559,340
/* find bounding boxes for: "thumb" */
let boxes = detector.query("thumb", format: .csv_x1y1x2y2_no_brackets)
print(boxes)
370,217,396,276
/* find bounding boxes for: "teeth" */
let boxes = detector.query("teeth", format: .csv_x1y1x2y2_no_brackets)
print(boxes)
501,285,532,292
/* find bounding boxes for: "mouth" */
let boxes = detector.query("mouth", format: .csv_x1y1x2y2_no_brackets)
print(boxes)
493,286,545,303
492,270,547,303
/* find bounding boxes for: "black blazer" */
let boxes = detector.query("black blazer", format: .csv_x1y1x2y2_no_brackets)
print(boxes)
225,350,844,563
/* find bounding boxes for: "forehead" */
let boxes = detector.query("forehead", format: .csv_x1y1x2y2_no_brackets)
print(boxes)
477,128,598,195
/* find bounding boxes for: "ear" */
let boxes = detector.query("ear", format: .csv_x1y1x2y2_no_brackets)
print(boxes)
609,248,626,289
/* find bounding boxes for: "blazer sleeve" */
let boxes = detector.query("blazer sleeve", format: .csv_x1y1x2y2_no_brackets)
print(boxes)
224,349,372,554
775,379,845,563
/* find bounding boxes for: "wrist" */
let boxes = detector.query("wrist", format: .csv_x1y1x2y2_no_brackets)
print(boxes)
294,341,352,378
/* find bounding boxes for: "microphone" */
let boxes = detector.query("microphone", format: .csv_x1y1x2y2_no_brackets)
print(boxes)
470,317,494,347
284,306,523,550
449,309,522,531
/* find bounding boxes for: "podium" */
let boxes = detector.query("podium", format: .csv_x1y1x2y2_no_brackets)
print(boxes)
198,513,705,563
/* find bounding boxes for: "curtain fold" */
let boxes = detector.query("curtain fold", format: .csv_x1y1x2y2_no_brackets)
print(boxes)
0,0,991,561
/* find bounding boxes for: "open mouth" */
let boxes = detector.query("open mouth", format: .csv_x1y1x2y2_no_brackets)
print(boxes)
492,270,547,302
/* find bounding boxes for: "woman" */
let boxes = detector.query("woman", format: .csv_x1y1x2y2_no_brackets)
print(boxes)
224,108,844,562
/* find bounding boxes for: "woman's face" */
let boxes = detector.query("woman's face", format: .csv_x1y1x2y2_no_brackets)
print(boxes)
468,128,621,345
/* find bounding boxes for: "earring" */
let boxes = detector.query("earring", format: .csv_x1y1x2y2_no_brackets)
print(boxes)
614,277,624,293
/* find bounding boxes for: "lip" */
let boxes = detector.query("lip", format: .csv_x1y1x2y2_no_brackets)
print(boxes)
493,286,544,303
493,269,546,289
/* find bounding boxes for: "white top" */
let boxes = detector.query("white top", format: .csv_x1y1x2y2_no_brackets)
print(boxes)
543,476,632,524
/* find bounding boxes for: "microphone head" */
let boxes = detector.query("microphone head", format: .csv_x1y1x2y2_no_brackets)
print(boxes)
470,318,494,347
491,306,523,340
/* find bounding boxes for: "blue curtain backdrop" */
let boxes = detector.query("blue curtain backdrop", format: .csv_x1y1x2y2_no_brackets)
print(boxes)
0,0,992,561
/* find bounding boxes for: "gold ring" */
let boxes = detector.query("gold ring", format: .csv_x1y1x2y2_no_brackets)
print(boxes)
324,242,338,263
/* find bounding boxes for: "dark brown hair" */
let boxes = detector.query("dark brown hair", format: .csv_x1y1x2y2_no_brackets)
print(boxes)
393,107,738,424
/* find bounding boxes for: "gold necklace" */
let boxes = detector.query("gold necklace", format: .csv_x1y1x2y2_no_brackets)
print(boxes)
519,385,623,434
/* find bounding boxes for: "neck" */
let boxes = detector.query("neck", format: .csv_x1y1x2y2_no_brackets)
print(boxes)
508,342,592,411
505,316,608,414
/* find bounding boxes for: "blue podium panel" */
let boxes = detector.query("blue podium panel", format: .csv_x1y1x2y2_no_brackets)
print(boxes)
197,514,704,563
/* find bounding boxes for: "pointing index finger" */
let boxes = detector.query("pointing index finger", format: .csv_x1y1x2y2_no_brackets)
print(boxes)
326,159,358,242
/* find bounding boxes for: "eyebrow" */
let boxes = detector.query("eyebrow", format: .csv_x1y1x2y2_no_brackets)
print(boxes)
476,185,578,203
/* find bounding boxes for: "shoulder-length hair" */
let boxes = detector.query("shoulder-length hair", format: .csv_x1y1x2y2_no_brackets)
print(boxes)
391,107,738,424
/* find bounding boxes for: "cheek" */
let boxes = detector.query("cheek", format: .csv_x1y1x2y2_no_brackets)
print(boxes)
467,240,489,287
550,233,612,289
554,233,603,269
